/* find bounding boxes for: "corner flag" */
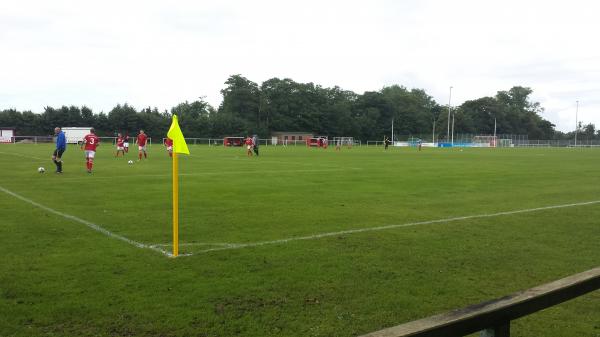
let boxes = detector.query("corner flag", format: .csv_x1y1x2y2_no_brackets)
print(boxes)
167,115,190,155
167,115,189,257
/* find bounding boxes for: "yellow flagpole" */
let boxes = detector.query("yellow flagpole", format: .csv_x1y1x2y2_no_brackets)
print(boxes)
172,150,179,257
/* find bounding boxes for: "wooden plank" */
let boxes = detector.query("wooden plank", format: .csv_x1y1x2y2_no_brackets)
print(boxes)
360,267,600,337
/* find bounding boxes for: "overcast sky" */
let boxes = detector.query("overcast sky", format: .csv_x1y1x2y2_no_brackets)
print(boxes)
1,0,599,132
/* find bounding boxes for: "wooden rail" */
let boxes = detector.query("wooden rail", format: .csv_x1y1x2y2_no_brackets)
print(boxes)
360,267,600,337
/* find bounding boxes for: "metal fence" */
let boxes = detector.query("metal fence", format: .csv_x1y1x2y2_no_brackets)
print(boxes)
159,138,362,147
5,135,598,148
513,139,600,147
8,136,153,146
366,134,600,148
368,134,530,144
9,136,54,144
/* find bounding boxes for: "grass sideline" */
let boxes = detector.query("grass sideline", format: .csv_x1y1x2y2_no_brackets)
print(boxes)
0,144,599,336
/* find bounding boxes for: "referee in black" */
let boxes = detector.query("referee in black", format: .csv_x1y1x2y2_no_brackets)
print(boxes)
252,134,259,156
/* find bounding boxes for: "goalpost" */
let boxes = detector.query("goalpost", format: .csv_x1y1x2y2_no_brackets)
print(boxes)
472,135,497,147
497,139,513,147
333,137,354,149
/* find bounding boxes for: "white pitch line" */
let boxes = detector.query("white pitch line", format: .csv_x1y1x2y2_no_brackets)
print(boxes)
52,167,363,181
4,182,599,259
173,199,600,256
0,185,173,258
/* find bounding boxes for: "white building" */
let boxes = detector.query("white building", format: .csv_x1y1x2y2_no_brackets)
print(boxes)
0,128,14,143
62,127,92,144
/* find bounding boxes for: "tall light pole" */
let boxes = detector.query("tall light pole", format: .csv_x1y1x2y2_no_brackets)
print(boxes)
451,109,455,145
493,118,497,147
575,100,579,146
447,86,453,142
432,118,436,144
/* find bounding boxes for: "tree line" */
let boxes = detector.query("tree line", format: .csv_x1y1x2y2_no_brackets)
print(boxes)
0,74,592,141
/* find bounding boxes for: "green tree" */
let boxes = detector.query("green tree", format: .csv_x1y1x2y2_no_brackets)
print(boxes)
219,75,260,132
457,86,554,139
171,100,212,137
582,123,595,140
108,104,139,135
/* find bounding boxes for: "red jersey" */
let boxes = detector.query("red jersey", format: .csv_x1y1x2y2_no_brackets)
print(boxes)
245,138,253,146
165,138,173,147
137,133,148,146
83,134,100,151
116,137,124,147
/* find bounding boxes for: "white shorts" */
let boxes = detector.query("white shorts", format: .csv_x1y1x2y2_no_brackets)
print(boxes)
167,146,173,151
247,145,252,150
139,145,146,151
85,150,95,159
117,146,124,151
124,142,129,147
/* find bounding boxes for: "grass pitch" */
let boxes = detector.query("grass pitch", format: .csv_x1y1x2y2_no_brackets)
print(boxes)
0,144,598,336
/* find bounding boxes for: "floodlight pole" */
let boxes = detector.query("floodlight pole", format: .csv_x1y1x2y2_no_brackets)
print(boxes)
432,118,436,144
575,100,579,146
447,86,453,142
493,118,497,147
451,110,455,146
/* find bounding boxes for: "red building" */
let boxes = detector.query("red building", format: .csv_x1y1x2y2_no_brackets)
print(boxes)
271,131,313,145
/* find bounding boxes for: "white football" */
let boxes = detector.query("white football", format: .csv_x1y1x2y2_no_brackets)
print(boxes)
38,167,45,173
128,160,133,164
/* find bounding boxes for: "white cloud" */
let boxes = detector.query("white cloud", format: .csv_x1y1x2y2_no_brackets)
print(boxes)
1,0,599,132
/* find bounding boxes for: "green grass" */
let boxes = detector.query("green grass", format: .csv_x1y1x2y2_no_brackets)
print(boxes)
0,144,598,337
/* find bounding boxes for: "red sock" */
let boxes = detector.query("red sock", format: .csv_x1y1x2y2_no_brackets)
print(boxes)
144,152,147,158
89,161,93,170
86,160,90,170
139,153,142,160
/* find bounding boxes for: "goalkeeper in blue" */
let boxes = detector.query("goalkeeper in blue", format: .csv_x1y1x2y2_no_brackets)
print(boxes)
52,127,66,173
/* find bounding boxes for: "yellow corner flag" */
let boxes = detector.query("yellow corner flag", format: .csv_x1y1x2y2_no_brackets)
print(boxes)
167,115,189,257
167,115,190,155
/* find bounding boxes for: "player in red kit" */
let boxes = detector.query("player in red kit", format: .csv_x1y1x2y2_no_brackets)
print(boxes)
137,130,148,161
81,128,100,173
244,136,253,157
115,133,125,157
164,137,173,157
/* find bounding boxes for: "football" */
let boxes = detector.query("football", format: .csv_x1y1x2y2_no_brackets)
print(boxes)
128,160,134,164
38,167,45,173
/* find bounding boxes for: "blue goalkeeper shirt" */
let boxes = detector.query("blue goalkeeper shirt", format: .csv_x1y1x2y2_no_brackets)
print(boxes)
56,131,66,150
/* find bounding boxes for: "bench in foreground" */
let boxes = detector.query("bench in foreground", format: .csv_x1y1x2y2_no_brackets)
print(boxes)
360,267,600,337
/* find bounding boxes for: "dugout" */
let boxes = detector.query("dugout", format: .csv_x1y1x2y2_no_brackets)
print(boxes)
306,136,328,148
223,136,244,147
